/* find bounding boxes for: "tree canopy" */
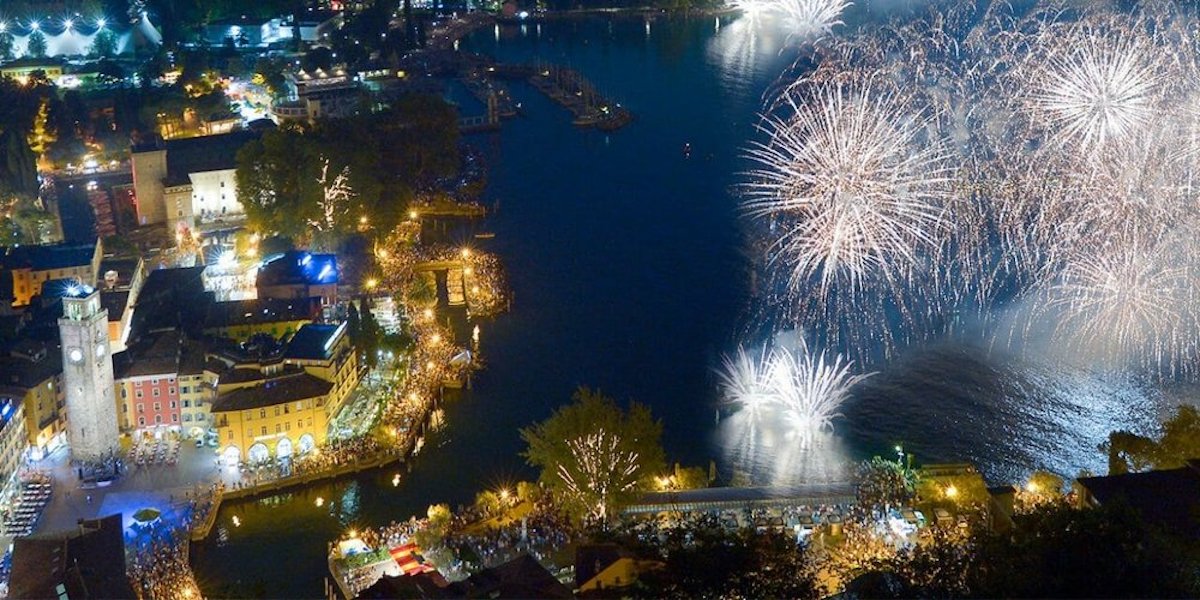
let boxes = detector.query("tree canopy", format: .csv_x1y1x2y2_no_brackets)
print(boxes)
236,96,459,242
521,387,665,524
855,456,915,515
1104,405,1200,474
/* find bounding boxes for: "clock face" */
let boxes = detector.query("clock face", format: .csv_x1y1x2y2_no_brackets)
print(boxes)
68,348,83,364
96,342,107,358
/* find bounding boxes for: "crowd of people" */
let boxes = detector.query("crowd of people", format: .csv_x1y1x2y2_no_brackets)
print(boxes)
126,519,201,600
341,493,576,586
450,498,574,573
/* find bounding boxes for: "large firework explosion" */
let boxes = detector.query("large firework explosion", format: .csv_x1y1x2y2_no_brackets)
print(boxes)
740,0,1200,379
743,78,956,357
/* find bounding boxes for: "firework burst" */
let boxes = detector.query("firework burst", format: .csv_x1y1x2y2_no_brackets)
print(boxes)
743,80,956,355
740,1,1200,379
773,0,851,40
1025,28,1166,158
719,335,872,448
1034,230,1198,377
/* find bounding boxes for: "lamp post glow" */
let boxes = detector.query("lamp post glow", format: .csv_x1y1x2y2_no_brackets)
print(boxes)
30,20,40,31
97,18,106,29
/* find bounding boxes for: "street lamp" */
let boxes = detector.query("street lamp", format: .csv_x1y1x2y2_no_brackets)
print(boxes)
945,485,958,499
97,18,107,29
64,18,74,31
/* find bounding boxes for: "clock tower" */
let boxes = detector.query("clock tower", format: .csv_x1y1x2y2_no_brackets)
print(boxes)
58,287,120,463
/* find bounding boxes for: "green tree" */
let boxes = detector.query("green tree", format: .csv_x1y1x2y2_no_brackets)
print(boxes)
671,463,710,490
1103,405,1200,474
375,95,460,186
0,31,14,62
0,129,38,196
25,31,47,58
235,127,317,238
89,29,119,58
521,387,666,524
855,456,915,515
1153,405,1200,468
346,301,363,352
359,303,381,369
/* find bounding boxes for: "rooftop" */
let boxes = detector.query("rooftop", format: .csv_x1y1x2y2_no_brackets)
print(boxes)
285,323,346,361
99,257,142,290
0,343,61,391
179,339,207,376
0,242,97,272
131,266,211,338
132,129,268,181
100,290,130,322
1077,460,1200,540
114,331,180,379
257,251,338,288
9,514,134,600
211,371,332,412
205,297,321,329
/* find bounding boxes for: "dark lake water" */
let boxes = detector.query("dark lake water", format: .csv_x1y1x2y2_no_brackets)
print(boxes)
194,12,1173,598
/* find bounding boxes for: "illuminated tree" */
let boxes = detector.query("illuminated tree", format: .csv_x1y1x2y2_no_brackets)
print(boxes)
307,157,355,250
521,387,665,524
27,99,55,158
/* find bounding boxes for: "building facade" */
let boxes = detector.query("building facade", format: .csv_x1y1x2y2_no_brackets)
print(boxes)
0,397,28,497
212,367,331,465
0,344,65,460
210,322,359,464
1,241,103,306
130,131,263,233
58,289,120,463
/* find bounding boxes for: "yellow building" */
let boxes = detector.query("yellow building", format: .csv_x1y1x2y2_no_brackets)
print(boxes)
283,322,358,413
1,241,103,307
0,58,65,84
0,343,64,459
179,341,215,438
212,366,332,464
211,322,358,464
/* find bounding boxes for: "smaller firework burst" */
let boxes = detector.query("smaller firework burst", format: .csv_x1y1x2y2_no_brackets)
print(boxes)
719,334,873,449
